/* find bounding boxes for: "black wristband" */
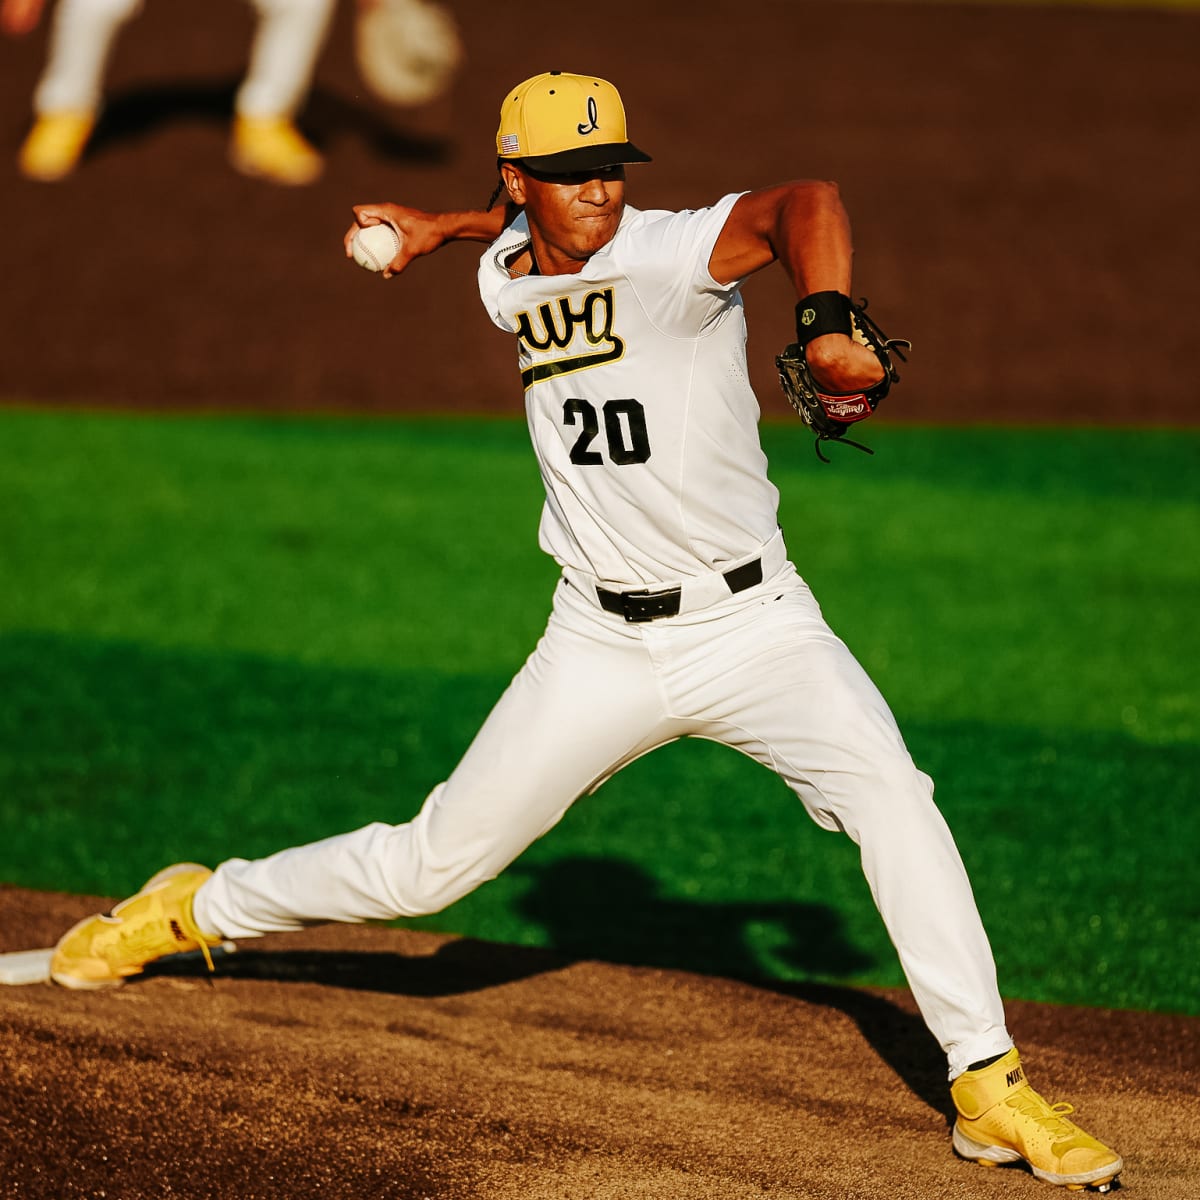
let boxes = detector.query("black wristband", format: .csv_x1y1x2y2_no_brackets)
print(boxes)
794,291,853,346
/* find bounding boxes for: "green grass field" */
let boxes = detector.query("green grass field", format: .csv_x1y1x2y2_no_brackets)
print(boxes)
1,407,1196,1015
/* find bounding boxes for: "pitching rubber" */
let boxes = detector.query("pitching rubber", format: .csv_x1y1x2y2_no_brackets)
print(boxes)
0,948,55,986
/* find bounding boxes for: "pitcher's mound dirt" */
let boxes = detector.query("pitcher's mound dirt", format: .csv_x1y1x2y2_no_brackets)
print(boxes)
1,886,1196,1199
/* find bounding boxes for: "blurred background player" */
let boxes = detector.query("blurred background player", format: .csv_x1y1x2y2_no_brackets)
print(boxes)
3,0,335,184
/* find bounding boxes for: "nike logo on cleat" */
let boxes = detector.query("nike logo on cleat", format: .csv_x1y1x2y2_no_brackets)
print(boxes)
1006,1066,1025,1087
169,919,187,943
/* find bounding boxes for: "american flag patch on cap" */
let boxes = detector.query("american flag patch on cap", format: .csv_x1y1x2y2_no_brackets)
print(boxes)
499,134,520,155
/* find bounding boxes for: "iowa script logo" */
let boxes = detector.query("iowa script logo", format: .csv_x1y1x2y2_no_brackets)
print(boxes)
515,287,624,388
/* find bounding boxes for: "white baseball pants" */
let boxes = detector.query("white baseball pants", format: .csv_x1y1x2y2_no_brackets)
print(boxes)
32,0,334,118
195,540,1013,1078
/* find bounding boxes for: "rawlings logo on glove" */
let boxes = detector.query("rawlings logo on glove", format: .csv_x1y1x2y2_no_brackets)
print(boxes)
776,293,911,462
821,395,872,422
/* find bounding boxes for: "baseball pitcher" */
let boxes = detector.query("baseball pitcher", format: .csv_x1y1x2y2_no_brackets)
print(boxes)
49,70,1122,1192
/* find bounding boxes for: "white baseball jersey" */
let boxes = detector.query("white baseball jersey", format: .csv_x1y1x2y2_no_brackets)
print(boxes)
477,196,781,587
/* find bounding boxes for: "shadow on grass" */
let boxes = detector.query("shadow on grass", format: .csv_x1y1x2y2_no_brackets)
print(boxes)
509,856,874,980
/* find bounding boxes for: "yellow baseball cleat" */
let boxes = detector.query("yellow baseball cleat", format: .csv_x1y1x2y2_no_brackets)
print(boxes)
17,111,95,182
50,863,220,990
230,115,323,186
952,1048,1123,1191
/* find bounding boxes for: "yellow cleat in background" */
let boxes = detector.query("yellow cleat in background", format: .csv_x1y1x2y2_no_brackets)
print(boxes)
18,110,95,181
230,115,323,186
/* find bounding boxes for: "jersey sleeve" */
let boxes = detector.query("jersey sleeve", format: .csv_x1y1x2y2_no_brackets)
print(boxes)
617,192,747,338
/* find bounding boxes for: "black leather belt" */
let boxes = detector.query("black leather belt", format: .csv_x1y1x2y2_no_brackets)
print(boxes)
596,557,764,623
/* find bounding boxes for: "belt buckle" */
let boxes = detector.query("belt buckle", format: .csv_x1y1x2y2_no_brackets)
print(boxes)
618,587,681,623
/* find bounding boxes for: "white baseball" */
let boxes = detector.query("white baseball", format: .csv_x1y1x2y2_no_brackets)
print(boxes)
352,223,403,273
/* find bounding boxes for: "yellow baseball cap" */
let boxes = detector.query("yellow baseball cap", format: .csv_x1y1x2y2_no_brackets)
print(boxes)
496,71,652,173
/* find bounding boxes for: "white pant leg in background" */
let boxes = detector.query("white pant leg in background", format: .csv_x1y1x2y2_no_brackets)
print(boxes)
33,0,143,115
236,0,335,119
196,578,691,938
652,565,1012,1078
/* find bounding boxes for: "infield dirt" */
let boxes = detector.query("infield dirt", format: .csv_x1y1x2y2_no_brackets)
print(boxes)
1,1,1198,1196
3,886,1199,1199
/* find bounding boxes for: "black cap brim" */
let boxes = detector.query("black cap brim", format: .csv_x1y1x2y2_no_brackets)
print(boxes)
518,141,652,174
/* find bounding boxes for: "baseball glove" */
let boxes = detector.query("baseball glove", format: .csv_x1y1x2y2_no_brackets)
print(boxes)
776,292,911,462
354,0,462,108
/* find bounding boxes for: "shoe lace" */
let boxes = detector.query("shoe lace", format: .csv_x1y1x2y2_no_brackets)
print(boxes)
195,937,216,977
106,915,217,978
1011,1089,1078,1136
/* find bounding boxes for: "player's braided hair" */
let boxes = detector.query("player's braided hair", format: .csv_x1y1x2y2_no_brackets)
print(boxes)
485,157,512,210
